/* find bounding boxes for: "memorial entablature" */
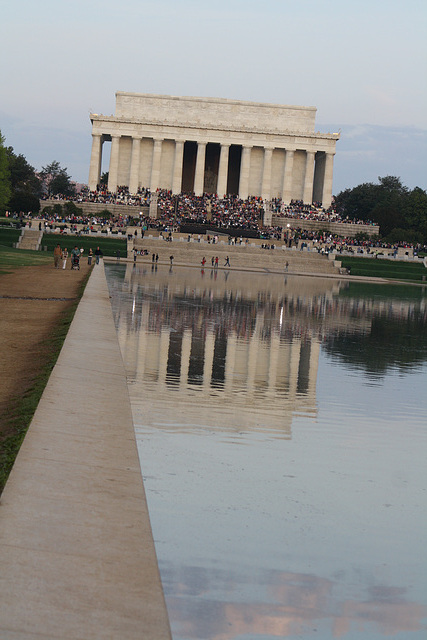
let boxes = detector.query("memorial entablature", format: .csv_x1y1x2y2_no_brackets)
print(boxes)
89,92,340,208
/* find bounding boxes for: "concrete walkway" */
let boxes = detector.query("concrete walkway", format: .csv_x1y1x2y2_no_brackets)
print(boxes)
0,265,172,639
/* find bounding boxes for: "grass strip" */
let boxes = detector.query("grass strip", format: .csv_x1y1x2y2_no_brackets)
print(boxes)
338,255,426,282
40,233,127,257
0,267,93,494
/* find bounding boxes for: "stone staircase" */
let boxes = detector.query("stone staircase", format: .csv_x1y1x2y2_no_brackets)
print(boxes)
130,236,341,276
16,228,43,251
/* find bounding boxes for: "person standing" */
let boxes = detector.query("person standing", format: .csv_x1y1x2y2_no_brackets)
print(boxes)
201,257,206,267
53,244,62,269
224,256,230,267
95,247,102,264
88,248,93,265
214,256,219,268
62,248,68,270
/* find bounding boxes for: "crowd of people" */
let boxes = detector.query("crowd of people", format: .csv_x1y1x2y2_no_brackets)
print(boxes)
32,186,425,254
42,186,377,229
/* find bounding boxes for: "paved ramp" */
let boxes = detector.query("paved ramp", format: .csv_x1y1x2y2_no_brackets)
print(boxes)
0,264,171,639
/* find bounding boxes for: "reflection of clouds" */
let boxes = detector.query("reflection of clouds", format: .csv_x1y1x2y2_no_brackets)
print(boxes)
162,564,426,639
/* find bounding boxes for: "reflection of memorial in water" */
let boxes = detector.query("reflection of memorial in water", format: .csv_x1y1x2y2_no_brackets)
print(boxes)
108,265,356,436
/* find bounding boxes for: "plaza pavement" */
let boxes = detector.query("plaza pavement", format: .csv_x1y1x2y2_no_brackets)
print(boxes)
0,263,172,640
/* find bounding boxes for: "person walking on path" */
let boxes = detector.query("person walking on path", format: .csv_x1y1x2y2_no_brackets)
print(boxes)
169,255,174,266
211,256,215,267
95,247,102,264
285,261,289,272
224,256,230,267
214,256,219,268
62,248,68,270
88,248,93,265
201,257,206,267
53,244,62,269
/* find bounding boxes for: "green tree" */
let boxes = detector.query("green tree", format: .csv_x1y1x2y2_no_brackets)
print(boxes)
0,131,11,213
5,147,41,196
63,201,83,217
9,191,40,214
40,161,76,197
334,176,427,242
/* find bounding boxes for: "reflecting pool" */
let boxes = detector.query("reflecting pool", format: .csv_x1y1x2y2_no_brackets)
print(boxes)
106,264,427,640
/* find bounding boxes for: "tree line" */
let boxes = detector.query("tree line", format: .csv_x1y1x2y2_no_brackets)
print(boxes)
0,130,75,216
334,176,427,244
1,130,426,243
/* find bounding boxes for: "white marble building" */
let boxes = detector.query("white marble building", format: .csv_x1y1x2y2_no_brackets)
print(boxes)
89,92,339,208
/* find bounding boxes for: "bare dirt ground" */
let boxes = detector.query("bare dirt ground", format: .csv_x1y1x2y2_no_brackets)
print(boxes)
0,261,92,438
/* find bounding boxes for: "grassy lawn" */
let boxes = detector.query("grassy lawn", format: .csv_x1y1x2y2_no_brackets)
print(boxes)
0,267,92,493
41,233,127,257
0,227,22,247
0,246,52,273
338,255,427,282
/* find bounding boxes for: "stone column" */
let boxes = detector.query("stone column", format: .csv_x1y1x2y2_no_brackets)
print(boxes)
88,134,102,191
321,152,335,209
303,151,315,204
129,137,141,194
108,135,120,193
261,147,273,201
172,140,184,194
150,138,163,192
238,145,252,200
216,143,230,197
194,142,207,196
281,149,295,205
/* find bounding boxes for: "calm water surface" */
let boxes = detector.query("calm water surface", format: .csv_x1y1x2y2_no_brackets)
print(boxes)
106,264,427,640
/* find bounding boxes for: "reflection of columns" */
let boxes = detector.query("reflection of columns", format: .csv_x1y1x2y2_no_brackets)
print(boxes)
261,147,273,201
108,135,120,193
142,332,160,381
224,333,237,392
194,142,206,196
180,329,192,389
268,332,281,393
307,338,320,402
247,315,262,392
321,153,335,209
150,138,163,192
158,328,171,391
203,330,215,390
217,144,230,197
88,134,102,191
288,338,302,398
172,140,184,194
238,145,252,199
281,149,295,205
129,137,141,194
303,151,315,204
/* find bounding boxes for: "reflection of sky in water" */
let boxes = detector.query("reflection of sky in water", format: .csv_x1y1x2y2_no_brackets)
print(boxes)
107,265,427,639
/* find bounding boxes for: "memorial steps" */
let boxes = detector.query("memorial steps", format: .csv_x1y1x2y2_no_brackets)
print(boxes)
130,236,341,276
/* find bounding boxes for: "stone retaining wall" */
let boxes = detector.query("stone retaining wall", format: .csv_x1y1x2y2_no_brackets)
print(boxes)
40,200,148,218
272,216,379,238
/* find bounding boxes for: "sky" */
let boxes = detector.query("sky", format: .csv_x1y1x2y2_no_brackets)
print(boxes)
1,0,426,194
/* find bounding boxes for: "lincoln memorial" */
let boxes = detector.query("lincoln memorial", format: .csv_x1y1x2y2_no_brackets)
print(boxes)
89,92,340,208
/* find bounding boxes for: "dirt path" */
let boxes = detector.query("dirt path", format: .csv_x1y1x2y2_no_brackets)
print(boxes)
0,261,92,439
